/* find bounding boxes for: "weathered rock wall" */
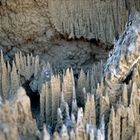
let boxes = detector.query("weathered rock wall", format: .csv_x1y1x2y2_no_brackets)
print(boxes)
48,0,127,43
0,0,140,48
0,0,49,47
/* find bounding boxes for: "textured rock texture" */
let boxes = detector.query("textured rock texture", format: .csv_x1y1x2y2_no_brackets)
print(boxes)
105,11,140,83
2,0,140,76
1,23,140,139
39,61,140,140
48,0,128,43
0,1,140,140
0,87,38,140
0,51,39,139
0,0,139,48
38,10,140,140
0,0,49,47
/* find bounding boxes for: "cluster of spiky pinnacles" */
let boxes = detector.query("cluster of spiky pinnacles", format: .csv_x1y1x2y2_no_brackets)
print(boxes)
0,51,40,101
15,52,40,80
48,0,140,43
0,51,40,139
0,48,140,139
39,60,140,140
39,11,140,140
48,0,127,43
0,50,19,101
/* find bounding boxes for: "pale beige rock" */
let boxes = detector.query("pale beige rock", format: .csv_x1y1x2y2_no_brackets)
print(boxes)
0,87,38,140
0,123,19,140
100,94,110,120
61,125,69,140
48,0,128,43
62,68,75,108
15,87,38,136
51,75,61,124
107,107,115,140
121,84,128,106
84,94,96,126
41,124,50,140
15,52,40,80
0,0,49,47
77,69,87,107
0,50,20,100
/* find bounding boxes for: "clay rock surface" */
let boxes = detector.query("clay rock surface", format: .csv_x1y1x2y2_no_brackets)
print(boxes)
0,87,38,140
0,0,49,47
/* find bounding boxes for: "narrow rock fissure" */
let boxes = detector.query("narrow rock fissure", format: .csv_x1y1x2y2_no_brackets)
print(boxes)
120,117,123,140
22,79,40,124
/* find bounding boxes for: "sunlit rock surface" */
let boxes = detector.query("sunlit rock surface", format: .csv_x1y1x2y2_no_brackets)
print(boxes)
0,87,38,140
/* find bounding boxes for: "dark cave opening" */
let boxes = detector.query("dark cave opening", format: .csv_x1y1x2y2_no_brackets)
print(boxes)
22,79,40,121
122,70,133,84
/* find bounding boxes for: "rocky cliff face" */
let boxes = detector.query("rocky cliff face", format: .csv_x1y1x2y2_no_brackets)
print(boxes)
0,0,139,47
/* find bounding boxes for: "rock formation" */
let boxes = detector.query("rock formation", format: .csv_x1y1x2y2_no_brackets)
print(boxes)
0,87,39,140
39,10,140,140
105,11,140,83
0,0,139,46
0,1,140,140
48,0,128,43
0,0,140,79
